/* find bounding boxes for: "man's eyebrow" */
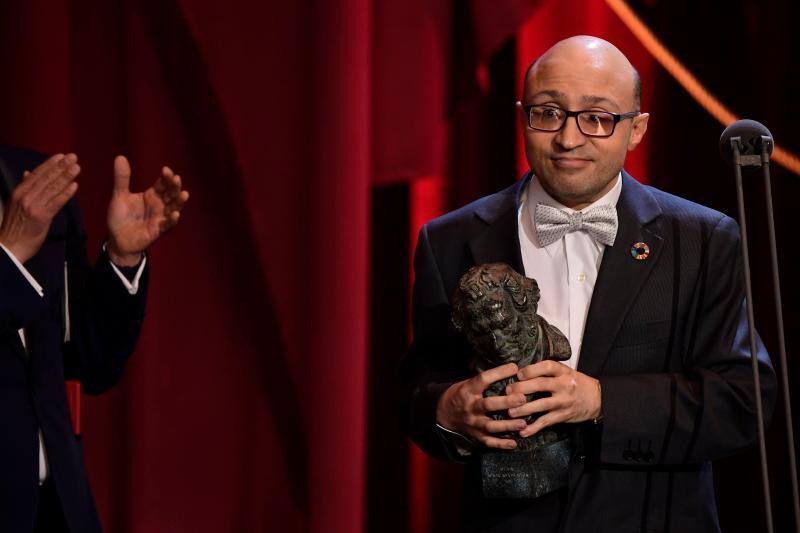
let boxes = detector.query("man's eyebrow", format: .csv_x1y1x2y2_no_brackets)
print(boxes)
529,89,567,101
527,91,618,108
580,94,617,107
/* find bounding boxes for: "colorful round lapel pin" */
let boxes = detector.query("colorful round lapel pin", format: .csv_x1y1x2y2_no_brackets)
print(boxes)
630,242,650,261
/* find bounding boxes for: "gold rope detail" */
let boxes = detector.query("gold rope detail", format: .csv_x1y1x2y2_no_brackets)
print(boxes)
605,0,800,176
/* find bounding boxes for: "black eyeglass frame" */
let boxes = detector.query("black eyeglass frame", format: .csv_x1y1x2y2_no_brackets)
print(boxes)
521,104,640,138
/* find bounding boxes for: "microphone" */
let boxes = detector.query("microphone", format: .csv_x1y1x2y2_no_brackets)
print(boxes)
719,119,774,166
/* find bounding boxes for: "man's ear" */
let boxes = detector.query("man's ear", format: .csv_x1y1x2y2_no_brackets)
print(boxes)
516,101,528,133
522,275,540,307
627,113,649,151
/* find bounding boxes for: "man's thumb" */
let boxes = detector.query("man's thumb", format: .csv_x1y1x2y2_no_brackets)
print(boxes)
113,155,131,193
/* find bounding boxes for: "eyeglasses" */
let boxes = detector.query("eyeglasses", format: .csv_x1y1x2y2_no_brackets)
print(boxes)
521,104,640,138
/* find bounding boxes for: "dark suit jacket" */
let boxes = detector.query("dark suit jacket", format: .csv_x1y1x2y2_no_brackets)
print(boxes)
399,171,777,532
0,145,148,532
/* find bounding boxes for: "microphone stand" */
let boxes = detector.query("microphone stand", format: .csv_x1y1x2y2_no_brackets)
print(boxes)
730,135,800,533
730,137,773,533
758,136,800,532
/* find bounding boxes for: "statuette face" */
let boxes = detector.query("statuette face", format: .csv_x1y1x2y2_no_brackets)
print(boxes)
452,262,571,374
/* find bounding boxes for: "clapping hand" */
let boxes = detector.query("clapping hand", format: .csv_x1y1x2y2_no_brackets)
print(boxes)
106,156,189,266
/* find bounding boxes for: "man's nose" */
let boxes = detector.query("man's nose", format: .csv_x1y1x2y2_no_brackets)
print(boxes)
554,116,586,150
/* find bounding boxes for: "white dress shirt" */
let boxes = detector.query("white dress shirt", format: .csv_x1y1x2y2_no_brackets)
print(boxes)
517,173,622,369
0,200,145,483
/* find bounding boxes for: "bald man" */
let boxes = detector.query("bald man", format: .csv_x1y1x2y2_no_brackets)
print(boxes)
400,36,775,532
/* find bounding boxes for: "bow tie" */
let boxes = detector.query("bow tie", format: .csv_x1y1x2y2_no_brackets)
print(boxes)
534,203,618,247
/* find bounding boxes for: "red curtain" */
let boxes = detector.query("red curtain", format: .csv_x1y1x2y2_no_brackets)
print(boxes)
0,1,498,530
1,0,371,530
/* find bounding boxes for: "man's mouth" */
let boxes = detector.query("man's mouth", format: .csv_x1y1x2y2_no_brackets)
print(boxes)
551,157,592,169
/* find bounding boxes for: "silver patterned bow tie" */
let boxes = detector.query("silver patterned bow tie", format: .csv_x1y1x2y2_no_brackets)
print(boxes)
534,203,618,247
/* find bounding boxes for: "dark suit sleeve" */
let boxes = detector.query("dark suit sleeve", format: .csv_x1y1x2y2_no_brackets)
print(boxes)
63,198,148,395
0,248,46,328
398,224,472,460
597,215,777,465
0,147,52,329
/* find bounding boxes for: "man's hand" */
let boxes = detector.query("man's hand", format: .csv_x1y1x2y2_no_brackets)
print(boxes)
0,153,80,263
506,360,602,437
436,363,529,450
106,155,189,266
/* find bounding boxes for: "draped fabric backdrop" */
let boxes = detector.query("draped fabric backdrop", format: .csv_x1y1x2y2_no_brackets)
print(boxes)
0,1,797,532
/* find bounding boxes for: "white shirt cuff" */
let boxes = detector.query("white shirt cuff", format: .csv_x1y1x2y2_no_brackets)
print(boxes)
109,255,147,295
102,242,146,295
0,243,44,297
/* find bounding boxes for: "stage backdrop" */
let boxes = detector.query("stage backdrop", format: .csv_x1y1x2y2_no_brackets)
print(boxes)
0,1,797,532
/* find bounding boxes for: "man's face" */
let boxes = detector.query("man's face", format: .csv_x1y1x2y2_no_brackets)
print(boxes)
519,46,649,209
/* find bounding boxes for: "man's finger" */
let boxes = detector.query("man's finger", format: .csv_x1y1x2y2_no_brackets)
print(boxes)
162,200,188,232
520,410,568,438
168,172,181,190
163,190,190,216
44,153,77,182
482,417,527,434
171,190,190,208
113,155,132,194
472,431,518,450
26,154,74,199
154,167,178,196
164,174,183,202
44,182,79,214
32,159,80,204
472,363,519,393
506,376,557,396
517,360,568,380
481,393,526,413
508,395,562,419
158,211,181,232
32,153,66,178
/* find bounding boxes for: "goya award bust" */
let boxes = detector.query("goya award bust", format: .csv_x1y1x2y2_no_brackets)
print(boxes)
451,262,572,499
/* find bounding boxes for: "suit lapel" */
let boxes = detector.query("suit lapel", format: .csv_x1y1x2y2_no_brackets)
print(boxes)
578,173,665,376
3,330,28,364
467,175,528,274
